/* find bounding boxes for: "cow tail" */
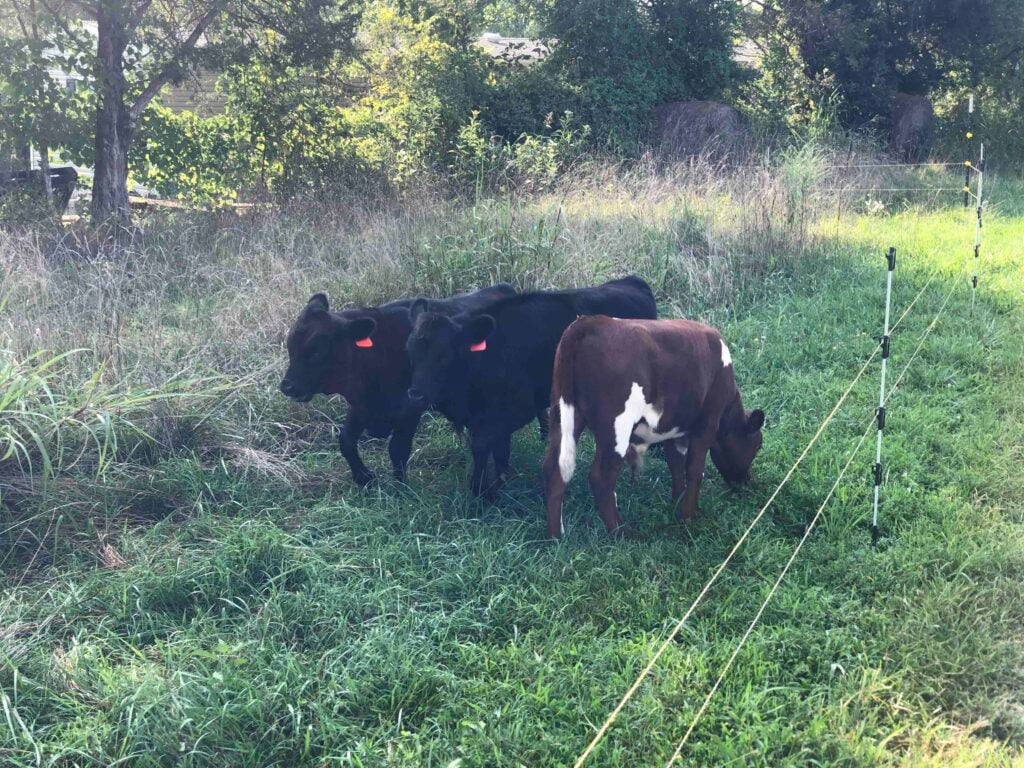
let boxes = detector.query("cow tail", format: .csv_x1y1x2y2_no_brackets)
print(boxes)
552,322,581,484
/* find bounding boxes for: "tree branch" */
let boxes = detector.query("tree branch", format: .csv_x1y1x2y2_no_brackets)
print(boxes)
126,0,154,37
37,0,94,57
128,3,223,123
62,0,99,17
8,0,31,37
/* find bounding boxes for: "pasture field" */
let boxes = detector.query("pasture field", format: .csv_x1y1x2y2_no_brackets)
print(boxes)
2,157,1023,766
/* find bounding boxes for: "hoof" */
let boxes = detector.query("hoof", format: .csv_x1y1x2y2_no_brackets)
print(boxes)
676,508,699,523
609,521,633,539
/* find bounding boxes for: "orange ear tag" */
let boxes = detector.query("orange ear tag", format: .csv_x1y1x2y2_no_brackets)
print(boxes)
355,337,373,348
469,340,487,352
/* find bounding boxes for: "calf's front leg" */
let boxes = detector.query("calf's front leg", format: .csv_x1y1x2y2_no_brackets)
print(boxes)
677,437,711,521
491,430,513,489
387,411,422,483
469,429,495,497
589,446,625,534
663,438,690,517
338,412,374,487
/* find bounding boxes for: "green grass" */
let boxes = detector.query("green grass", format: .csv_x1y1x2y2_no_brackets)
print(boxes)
1,158,1022,766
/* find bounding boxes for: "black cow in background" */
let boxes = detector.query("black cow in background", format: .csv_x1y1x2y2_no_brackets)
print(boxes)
1,166,79,215
405,276,658,495
280,284,517,486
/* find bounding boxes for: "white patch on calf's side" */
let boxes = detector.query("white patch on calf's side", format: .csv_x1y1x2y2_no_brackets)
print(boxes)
721,340,733,367
558,398,576,483
632,423,685,445
614,382,663,457
628,424,686,474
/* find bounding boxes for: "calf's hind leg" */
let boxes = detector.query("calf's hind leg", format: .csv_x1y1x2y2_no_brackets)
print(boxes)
536,407,550,439
542,445,567,539
589,445,626,535
534,390,550,439
542,402,578,538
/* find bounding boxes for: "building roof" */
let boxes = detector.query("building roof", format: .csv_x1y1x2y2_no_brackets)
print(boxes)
476,33,550,65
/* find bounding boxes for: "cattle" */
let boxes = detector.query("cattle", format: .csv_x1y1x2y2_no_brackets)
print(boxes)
890,93,933,162
405,276,658,496
279,284,517,486
1,166,79,215
542,316,764,538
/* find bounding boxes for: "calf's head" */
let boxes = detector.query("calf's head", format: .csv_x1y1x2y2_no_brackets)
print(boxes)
710,404,765,483
406,301,494,405
279,293,377,402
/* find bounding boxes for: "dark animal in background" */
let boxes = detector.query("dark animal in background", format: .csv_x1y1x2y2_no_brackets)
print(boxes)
890,94,933,162
653,100,747,159
405,276,658,496
279,284,516,485
542,316,764,538
1,166,78,214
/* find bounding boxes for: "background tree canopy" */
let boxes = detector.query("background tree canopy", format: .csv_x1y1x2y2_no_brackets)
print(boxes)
1,0,1022,219
765,0,1024,125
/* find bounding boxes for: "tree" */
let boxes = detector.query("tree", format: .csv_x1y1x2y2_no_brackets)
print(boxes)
761,0,1024,126
18,0,357,227
533,0,736,143
0,0,90,206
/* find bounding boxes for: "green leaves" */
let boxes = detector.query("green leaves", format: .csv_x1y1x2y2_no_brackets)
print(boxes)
533,0,736,143
760,0,1024,126
132,105,251,204
0,36,92,161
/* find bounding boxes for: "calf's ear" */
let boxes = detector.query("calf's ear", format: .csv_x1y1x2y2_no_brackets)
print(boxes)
306,292,330,313
348,316,377,343
746,409,766,433
409,298,430,323
462,314,496,344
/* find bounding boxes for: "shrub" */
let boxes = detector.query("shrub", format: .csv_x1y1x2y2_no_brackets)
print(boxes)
534,0,736,146
339,5,491,185
450,110,591,194
479,58,581,141
0,183,59,229
221,52,394,199
132,106,255,205
0,344,230,494
931,86,1024,172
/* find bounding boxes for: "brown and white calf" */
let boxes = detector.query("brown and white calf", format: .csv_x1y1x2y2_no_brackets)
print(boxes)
542,316,765,538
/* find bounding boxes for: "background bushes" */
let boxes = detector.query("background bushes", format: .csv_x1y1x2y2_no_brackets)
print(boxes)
5,0,1020,208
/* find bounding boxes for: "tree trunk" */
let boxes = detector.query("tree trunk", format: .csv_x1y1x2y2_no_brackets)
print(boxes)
39,143,53,211
90,2,133,228
16,141,31,172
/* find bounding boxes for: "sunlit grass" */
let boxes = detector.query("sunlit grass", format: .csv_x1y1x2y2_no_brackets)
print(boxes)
1,155,1022,766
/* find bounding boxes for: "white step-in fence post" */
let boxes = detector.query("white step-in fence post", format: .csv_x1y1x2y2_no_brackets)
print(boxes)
972,142,984,313
963,95,974,209
872,247,896,544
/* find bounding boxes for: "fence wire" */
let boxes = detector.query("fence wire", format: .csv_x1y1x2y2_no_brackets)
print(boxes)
572,266,950,768
663,276,960,763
